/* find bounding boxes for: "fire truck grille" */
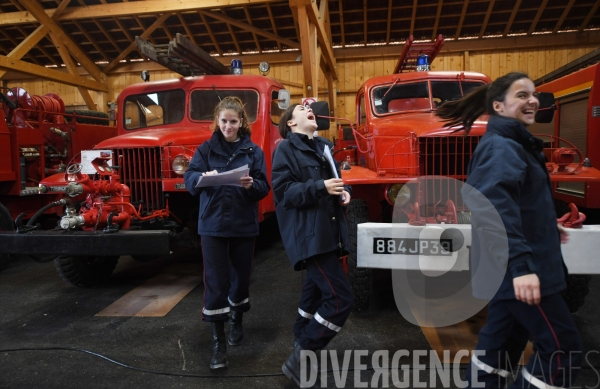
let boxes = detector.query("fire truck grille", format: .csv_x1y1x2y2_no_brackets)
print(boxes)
419,136,480,178
113,147,163,213
417,136,481,215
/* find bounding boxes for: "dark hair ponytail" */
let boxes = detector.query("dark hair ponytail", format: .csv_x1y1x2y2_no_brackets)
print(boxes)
278,104,300,139
435,72,530,134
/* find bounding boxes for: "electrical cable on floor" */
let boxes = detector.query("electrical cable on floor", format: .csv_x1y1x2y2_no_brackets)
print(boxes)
0,347,284,378
5,346,595,379
0,346,476,379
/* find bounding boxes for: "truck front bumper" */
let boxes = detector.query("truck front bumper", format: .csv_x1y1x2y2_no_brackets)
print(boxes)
0,230,171,256
358,223,600,274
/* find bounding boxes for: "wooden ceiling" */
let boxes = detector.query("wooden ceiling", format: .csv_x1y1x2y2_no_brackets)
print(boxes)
0,0,599,71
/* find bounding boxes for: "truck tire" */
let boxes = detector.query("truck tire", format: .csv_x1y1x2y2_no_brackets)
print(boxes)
0,203,14,271
54,255,119,287
562,274,591,313
347,199,372,310
65,109,109,126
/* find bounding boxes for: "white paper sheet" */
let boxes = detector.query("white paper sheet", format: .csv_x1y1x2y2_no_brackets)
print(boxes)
323,146,346,201
195,164,249,188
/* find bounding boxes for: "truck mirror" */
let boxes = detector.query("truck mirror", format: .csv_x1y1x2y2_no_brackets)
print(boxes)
277,89,290,109
310,101,330,130
535,92,555,124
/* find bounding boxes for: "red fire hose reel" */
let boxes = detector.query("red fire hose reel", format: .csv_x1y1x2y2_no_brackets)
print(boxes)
2,87,65,126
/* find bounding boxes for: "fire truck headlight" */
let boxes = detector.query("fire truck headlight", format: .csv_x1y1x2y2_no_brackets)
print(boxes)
172,155,190,175
387,184,411,206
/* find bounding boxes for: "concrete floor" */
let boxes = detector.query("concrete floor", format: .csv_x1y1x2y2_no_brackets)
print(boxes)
1,218,600,389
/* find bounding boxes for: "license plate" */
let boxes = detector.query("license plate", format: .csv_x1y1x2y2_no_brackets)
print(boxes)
373,238,452,256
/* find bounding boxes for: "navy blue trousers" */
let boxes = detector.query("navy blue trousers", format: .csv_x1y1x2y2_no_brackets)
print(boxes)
467,292,583,388
201,236,255,322
293,251,354,351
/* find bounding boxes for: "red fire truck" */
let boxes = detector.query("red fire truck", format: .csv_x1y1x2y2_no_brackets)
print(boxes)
532,63,600,215
0,88,116,270
0,59,289,286
331,37,600,311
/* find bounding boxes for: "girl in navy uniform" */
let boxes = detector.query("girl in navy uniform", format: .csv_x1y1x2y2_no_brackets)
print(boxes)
184,96,270,370
436,72,582,388
272,103,354,387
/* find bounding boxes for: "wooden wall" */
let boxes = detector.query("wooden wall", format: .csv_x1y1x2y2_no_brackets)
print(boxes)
5,43,598,140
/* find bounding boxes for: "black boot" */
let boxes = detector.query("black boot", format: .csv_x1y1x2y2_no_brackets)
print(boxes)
228,311,243,346
282,343,318,388
210,322,228,369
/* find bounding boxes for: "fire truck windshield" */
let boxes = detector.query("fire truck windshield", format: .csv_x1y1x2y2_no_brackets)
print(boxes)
372,80,484,115
124,89,186,130
190,89,259,123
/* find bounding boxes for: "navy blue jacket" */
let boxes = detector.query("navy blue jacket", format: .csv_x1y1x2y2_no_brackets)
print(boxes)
463,115,566,300
184,131,269,237
272,132,352,270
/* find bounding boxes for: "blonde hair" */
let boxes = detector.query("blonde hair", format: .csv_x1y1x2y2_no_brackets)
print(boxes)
210,96,252,136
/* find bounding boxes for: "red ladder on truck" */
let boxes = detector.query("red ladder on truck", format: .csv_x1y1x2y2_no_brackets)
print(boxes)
393,34,445,73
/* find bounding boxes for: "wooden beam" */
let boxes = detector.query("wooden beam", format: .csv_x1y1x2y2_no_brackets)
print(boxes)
296,2,318,97
0,55,108,92
338,0,345,47
1,0,67,68
243,6,262,53
363,0,367,46
410,0,418,37
386,0,392,44
579,2,600,32
432,0,444,40
503,0,522,37
553,0,576,34
326,72,337,118
199,9,300,50
0,25,48,79
266,4,282,51
49,31,97,110
103,13,171,73
0,0,282,26
303,0,338,79
479,0,495,38
199,11,222,56
73,20,110,62
18,0,106,83
335,31,600,59
455,0,469,38
221,10,242,54
528,0,549,35
177,12,197,46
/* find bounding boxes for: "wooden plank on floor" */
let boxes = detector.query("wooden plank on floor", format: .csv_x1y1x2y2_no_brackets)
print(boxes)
96,263,202,317
418,306,534,364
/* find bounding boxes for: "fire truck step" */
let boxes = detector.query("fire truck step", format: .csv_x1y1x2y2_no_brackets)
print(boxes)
95,263,202,317
418,307,533,365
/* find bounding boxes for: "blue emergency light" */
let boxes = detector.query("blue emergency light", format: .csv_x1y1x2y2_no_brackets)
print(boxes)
230,59,243,75
416,55,430,71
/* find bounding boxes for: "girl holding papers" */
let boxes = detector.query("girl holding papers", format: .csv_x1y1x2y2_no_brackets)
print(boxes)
271,103,354,387
184,96,269,370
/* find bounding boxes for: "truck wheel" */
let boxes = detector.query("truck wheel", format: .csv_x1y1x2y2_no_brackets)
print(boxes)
54,255,119,287
347,199,371,311
562,274,591,313
0,203,14,271
65,109,109,126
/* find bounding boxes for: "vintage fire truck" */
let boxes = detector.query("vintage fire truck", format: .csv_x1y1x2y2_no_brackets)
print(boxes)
532,63,600,215
332,36,600,311
0,35,290,286
0,88,116,270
